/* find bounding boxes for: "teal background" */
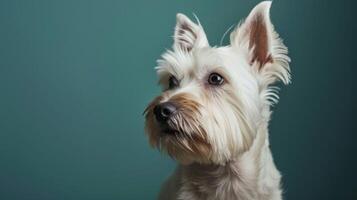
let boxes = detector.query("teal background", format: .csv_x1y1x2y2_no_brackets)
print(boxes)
0,0,356,199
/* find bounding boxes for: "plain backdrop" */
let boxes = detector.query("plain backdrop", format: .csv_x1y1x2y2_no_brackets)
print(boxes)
0,0,356,199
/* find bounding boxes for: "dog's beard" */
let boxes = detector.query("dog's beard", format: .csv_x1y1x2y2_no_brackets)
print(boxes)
144,94,212,164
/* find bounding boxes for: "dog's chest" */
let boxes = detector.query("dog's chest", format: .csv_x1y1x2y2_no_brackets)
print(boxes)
178,159,258,200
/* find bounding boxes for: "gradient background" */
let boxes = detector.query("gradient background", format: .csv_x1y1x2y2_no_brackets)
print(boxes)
1,0,356,199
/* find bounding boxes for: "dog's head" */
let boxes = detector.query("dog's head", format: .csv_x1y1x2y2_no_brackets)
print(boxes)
144,1,290,165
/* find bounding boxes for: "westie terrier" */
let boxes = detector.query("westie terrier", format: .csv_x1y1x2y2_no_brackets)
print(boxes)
144,1,290,200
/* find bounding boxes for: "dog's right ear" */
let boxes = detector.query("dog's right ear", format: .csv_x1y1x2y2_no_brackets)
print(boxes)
230,1,291,85
173,13,209,52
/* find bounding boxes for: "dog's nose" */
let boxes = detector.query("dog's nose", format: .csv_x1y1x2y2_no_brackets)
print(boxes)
154,102,177,123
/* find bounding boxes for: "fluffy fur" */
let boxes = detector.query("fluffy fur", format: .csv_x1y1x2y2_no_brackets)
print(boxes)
144,1,290,199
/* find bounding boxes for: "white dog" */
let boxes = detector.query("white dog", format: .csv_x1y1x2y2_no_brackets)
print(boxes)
144,1,290,199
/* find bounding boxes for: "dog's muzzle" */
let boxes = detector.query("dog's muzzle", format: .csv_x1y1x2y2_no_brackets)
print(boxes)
153,101,180,135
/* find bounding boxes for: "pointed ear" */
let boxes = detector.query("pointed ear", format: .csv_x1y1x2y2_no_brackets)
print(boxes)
231,1,274,67
230,1,290,84
173,13,209,52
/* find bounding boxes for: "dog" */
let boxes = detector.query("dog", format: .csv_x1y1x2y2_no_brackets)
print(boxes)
144,1,290,199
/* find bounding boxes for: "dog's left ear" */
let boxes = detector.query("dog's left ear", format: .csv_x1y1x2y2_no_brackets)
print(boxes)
230,1,290,84
173,13,209,52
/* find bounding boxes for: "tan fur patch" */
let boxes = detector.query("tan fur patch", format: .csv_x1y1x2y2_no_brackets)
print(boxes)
144,93,212,164
144,96,163,147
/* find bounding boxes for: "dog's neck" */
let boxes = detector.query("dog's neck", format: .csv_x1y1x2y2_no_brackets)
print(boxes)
177,121,275,199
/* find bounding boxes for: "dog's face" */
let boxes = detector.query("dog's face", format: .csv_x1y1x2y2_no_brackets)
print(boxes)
144,1,290,165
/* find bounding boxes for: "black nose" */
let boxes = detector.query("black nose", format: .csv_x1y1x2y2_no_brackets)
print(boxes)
154,102,177,123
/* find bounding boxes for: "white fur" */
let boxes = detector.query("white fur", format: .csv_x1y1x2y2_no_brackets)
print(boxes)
147,1,290,199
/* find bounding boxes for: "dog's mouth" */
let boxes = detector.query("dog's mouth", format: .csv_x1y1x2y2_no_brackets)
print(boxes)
160,126,180,136
156,116,183,136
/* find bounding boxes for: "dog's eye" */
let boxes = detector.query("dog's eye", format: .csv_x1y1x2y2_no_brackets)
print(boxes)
208,73,224,85
168,76,179,89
